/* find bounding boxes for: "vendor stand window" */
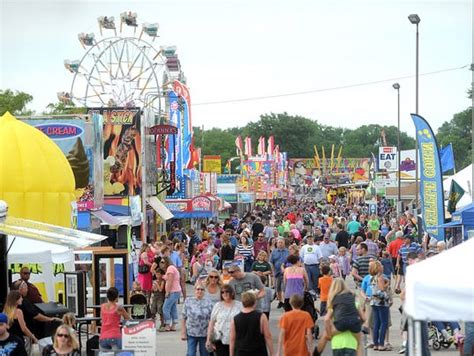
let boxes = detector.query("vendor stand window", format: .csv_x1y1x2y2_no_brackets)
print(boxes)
74,247,129,313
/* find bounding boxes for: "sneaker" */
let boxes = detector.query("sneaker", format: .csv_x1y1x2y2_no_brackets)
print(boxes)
398,345,406,354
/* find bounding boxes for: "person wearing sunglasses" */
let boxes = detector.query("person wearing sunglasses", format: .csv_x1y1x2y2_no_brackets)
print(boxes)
181,283,214,356
15,267,43,304
42,325,80,355
204,269,223,304
206,285,242,356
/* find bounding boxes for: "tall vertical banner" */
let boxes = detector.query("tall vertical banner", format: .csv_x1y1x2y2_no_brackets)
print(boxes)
173,81,193,169
167,91,183,177
411,114,445,241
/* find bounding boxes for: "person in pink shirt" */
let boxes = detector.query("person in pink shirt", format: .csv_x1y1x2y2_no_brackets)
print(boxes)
290,224,302,242
99,287,130,350
160,256,182,332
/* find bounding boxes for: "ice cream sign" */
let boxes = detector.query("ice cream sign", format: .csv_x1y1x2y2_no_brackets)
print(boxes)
191,196,212,212
35,123,84,140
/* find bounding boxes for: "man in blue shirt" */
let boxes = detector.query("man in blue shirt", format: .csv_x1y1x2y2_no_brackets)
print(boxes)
397,236,423,275
270,238,289,308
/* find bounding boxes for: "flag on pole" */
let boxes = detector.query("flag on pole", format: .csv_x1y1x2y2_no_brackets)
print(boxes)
257,136,266,156
235,136,243,156
314,145,321,170
440,143,455,173
336,146,343,171
447,179,465,213
274,145,280,162
330,144,335,171
321,146,326,175
244,136,252,157
267,136,275,158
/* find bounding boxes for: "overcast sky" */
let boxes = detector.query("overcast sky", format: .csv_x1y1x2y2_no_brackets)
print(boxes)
1,0,472,136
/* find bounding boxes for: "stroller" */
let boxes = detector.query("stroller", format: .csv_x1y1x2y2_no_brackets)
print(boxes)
428,322,460,350
302,291,319,339
130,293,152,319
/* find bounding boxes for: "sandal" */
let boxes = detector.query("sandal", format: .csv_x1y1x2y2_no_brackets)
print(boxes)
170,324,177,331
158,326,172,332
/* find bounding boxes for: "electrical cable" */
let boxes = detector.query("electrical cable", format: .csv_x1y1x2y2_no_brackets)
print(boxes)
193,64,469,106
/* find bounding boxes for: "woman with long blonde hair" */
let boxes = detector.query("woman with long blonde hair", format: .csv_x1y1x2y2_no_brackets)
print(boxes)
42,325,80,355
325,278,365,356
3,289,38,351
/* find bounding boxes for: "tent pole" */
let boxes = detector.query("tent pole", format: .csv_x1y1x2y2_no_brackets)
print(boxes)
0,233,8,310
408,317,415,356
414,320,422,356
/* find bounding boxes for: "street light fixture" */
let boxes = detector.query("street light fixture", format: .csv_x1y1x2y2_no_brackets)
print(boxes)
408,14,420,25
393,83,401,213
408,13,420,215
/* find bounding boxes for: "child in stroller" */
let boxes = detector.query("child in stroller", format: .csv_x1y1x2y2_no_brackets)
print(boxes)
428,321,463,350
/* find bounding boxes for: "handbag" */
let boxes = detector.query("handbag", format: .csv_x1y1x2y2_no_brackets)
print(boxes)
138,264,150,273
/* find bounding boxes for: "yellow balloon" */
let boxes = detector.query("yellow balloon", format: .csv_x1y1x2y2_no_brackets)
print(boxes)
0,112,76,227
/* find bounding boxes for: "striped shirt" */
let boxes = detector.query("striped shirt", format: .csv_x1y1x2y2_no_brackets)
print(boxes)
352,255,371,280
398,242,423,263
365,240,379,258
236,244,254,259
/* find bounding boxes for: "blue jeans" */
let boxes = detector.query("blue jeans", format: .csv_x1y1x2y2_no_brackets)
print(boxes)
187,336,209,356
305,264,319,291
163,291,180,325
431,321,461,333
99,337,122,350
372,305,389,346
244,257,254,272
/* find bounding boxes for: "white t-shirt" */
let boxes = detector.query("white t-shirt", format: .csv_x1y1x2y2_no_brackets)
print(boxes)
299,243,323,265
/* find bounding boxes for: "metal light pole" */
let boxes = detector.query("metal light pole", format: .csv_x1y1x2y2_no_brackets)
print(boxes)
393,83,401,213
408,14,420,214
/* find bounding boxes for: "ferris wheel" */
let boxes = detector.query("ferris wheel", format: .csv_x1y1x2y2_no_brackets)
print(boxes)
60,12,186,113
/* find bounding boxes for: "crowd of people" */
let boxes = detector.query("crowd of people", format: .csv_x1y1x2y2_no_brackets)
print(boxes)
124,197,468,356
1,197,471,356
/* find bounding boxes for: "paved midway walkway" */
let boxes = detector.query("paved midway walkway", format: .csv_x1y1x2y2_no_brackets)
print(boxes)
156,283,458,356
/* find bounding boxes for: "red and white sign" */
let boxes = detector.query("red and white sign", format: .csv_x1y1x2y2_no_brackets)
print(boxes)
192,196,212,212
378,146,398,171
123,320,156,355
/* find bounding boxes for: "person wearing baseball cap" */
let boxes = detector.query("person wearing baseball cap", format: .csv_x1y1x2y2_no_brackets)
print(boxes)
0,313,27,356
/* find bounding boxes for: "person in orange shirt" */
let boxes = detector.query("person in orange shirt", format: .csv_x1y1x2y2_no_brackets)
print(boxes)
277,294,314,356
318,264,333,316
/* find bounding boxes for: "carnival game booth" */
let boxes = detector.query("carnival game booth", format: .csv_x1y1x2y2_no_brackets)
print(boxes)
405,237,474,354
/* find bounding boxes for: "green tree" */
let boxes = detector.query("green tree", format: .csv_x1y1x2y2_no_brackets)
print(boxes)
0,89,33,115
193,114,416,162
436,107,472,170
242,112,324,158
44,101,87,115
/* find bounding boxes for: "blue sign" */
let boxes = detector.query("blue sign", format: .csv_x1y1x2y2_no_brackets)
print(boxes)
411,114,445,241
217,174,239,183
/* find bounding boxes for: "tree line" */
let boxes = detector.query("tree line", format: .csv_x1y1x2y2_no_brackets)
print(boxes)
1,89,471,171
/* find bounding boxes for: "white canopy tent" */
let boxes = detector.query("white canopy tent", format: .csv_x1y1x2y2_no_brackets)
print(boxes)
405,237,474,321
